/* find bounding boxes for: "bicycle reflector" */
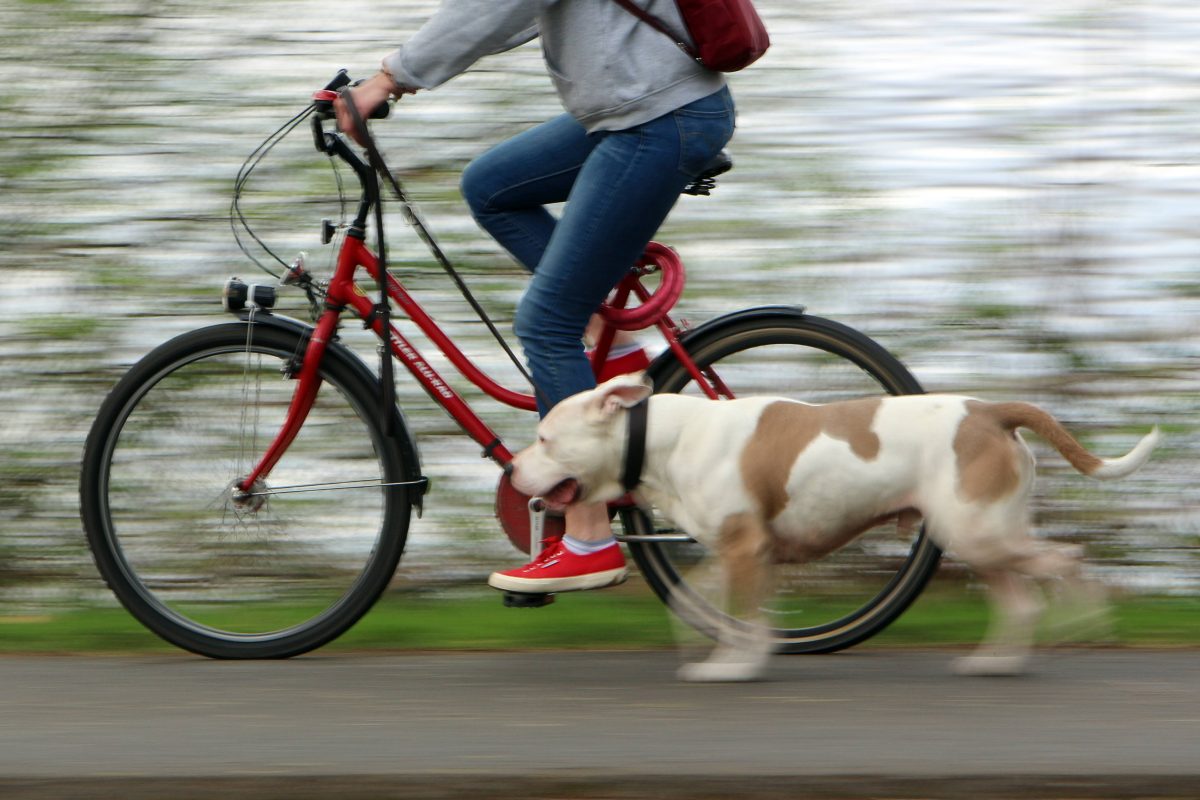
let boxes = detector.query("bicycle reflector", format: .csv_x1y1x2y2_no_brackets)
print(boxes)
222,277,277,313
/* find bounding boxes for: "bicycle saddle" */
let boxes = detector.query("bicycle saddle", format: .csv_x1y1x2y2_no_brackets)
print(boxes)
683,150,733,196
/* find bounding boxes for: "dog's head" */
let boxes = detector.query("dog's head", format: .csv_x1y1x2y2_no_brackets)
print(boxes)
510,373,653,509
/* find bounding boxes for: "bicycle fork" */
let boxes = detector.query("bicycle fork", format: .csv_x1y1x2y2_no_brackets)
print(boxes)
232,309,339,499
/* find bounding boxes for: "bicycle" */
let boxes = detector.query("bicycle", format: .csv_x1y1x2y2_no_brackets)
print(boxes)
80,71,941,660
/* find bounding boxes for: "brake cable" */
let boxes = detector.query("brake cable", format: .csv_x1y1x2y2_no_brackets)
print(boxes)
335,87,552,413
230,105,318,280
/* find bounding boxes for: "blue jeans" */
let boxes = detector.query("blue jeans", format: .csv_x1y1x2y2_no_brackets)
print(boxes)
460,87,736,414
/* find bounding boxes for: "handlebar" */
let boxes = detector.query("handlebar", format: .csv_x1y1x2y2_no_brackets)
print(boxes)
308,72,391,235
311,70,391,178
324,69,353,93
312,69,391,123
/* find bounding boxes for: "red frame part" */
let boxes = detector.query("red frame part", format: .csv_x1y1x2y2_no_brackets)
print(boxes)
237,233,703,493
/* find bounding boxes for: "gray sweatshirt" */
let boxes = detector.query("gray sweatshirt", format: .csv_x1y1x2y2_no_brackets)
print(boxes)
381,0,726,132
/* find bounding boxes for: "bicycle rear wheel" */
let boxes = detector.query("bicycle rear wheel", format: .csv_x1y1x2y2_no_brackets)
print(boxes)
623,308,941,654
81,321,419,658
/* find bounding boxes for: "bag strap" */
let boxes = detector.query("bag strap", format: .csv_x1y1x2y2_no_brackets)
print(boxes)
609,0,699,61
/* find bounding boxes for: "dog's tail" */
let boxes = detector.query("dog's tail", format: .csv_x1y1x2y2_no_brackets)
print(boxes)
988,402,1160,480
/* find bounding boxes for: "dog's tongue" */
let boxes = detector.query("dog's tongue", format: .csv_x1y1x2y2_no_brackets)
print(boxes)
541,479,581,510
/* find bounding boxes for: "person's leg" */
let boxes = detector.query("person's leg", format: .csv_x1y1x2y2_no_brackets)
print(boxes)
460,113,593,273
514,123,695,545
490,89,735,592
514,87,736,415
461,115,642,360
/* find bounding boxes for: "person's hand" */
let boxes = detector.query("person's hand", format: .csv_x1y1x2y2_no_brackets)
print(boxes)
335,72,400,146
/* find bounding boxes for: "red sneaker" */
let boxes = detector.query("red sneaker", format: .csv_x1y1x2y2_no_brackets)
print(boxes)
589,347,650,384
488,540,628,593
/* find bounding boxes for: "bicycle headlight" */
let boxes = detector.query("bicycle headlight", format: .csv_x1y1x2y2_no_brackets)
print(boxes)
222,277,277,313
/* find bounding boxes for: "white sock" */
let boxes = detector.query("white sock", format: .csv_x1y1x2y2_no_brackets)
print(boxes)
607,341,644,358
585,341,643,358
562,535,617,556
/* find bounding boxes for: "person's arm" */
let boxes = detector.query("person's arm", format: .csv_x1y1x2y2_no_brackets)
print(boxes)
338,0,543,141
380,0,542,91
335,72,406,145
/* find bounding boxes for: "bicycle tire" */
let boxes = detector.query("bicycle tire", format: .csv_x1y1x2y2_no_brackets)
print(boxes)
81,320,420,658
622,307,942,654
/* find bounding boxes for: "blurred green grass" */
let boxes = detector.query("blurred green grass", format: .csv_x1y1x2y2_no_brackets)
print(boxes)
0,583,1195,655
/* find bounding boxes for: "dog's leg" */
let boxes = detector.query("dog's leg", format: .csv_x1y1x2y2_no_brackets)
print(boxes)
1021,545,1112,645
954,569,1042,676
677,513,773,683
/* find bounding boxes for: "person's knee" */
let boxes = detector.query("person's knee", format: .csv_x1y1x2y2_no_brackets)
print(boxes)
513,291,541,346
459,158,493,219
514,292,580,361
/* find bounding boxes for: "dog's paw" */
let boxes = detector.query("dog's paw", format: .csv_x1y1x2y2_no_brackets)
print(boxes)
677,646,769,683
952,654,1029,677
677,659,767,683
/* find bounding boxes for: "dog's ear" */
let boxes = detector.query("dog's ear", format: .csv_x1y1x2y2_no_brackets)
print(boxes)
591,373,653,420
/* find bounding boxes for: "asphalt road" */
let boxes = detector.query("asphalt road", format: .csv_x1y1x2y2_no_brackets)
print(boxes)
1,649,1197,798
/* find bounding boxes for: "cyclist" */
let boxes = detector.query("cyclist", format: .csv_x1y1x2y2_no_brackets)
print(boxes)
337,0,736,595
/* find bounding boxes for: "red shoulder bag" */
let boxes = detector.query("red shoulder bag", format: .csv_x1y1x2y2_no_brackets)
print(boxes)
611,0,770,73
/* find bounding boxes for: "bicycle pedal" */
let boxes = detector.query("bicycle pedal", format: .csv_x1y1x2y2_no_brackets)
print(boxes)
502,591,556,609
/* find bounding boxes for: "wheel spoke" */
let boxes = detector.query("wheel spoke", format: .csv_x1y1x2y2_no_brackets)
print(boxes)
243,478,429,496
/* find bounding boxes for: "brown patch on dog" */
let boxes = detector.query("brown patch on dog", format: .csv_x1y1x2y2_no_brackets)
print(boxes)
986,401,1105,476
955,400,1107,503
824,397,885,461
718,512,772,616
740,398,883,519
954,402,1023,504
739,405,813,520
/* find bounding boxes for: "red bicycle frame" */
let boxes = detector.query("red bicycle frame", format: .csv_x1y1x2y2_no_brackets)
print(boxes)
235,230,730,497
236,84,738,498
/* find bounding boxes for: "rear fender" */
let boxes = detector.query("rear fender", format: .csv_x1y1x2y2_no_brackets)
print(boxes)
645,305,808,388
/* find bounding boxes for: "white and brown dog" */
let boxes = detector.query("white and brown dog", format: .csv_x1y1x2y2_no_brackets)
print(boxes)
509,374,1160,682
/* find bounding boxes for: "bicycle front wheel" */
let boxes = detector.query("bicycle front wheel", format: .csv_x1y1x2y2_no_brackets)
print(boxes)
624,308,941,654
81,321,419,658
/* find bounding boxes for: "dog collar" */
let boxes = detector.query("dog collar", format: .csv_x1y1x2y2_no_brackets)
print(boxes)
621,398,649,493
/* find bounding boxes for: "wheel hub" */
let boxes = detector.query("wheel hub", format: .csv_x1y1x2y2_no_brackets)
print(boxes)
230,478,268,514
